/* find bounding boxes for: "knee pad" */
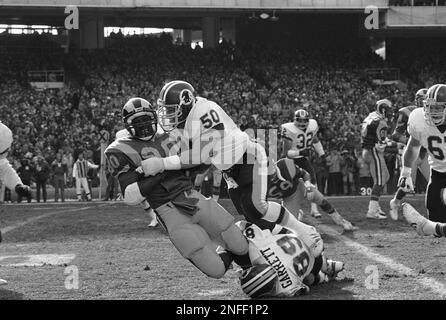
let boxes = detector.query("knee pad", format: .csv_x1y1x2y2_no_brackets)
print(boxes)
170,223,226,278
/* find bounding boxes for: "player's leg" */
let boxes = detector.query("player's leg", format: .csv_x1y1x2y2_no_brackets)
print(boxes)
281,180,305,221
426,170,446,223
188,190,249,256
212,168,222,201
75,177,82,201
402,202,446,237
294,157,321,218
310,184,357,231
81,178,92,200
155,200,230,279
364,149,387,219
193,171,207,193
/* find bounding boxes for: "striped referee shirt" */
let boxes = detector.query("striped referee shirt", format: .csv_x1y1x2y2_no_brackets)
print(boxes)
73,160,92,178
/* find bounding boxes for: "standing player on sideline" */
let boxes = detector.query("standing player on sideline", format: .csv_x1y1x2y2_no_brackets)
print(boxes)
361,99,393,219
141,80,306,237
280,109,326,218
0,121,32,285
397,84,446,225
389,88,429,220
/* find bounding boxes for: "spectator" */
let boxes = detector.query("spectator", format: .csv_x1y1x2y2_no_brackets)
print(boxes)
326,150,343,196
51,153,68,202
16,159,33,203
34,156,50,203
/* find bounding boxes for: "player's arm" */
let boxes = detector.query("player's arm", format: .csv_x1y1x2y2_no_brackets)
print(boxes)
398,135,421,192
312,134,326,158
0,154,31,197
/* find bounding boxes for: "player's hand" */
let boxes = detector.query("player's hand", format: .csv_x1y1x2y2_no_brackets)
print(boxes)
140,157,165,176
398,167,414,193
15,184,32,198
304,181,315,201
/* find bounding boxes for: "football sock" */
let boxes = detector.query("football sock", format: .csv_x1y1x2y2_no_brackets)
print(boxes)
395,188,406,201
435,224,446,237
319,199,335,214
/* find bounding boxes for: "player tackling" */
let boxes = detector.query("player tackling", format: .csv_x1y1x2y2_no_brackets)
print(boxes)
0,121,32,285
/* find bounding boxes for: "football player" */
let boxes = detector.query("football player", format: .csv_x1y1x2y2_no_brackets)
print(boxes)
389,88,430,220
398,84,446,224
0,121,32,285
114,128,158,227
280,109,326,218
237,220,345,298
266,158,356,231
361,99,393,219
140,80,306,238
105,97,249,279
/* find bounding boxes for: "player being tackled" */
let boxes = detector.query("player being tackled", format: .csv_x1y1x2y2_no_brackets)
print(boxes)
105,97,250,279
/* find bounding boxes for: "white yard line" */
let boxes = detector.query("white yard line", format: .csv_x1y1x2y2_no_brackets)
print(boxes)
318,224,446,298
1,204,107,235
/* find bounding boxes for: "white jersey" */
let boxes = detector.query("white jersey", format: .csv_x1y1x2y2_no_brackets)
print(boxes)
408,108,446,173
183,97,250,170
237,221,314,297
281,120,319,157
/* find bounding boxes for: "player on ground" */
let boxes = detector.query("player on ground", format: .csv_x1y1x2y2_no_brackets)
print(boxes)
237,220,345,298
398,84,446,224
267,158,356,231
105,98,249,279
0,121,32,285
361,99,393,219
389,88,429,220
280,109,326,218
140,80,306,237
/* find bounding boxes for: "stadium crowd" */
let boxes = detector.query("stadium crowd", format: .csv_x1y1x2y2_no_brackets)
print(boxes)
0,32,434,201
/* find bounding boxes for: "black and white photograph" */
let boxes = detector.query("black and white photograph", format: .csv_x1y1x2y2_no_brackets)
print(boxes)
0,0,446,305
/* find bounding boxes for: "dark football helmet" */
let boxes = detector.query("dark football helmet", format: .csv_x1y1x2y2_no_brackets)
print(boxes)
239,264,278,298
415,88,428,108
294,109,310,131
375,99,392,120
157,80,196,131
424,84,446,126
122,97,157,141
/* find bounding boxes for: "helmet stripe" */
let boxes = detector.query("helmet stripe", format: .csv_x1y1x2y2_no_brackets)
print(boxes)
245,272,278,297
242,267,276,294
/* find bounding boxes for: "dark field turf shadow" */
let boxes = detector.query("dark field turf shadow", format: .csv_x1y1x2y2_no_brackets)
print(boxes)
0,288,25,300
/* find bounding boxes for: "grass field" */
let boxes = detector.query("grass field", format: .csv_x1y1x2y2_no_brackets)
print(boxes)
0,195,445,300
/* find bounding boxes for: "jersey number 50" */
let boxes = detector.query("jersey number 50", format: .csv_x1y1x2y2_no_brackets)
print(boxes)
200,110,221,129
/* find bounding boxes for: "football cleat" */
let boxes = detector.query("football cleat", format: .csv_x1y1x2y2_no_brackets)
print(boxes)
389,199,400,221
401,203,433,236
324,259,345,279
366,210,387,220
330,211,358,231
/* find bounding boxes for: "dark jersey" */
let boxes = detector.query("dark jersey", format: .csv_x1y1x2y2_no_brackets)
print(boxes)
267,158,309,199
104,133,192,209
361,111,389,149
392,105,416,143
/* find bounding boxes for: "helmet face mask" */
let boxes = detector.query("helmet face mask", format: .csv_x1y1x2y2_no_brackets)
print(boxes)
294,109,310,131
157,81,196,132
415,88,428,108
122,98,157,141
424,84,446,127
375,99,392,121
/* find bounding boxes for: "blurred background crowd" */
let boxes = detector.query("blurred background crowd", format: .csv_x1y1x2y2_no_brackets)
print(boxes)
0,31,440,201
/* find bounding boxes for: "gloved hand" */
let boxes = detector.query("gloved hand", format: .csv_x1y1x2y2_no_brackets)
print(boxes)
139,157,165,176
304,180,315,201
398,167,414,193
15,184,31,198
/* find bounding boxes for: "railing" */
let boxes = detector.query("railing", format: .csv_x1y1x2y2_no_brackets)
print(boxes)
0,0,389,9
28,70,65,83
